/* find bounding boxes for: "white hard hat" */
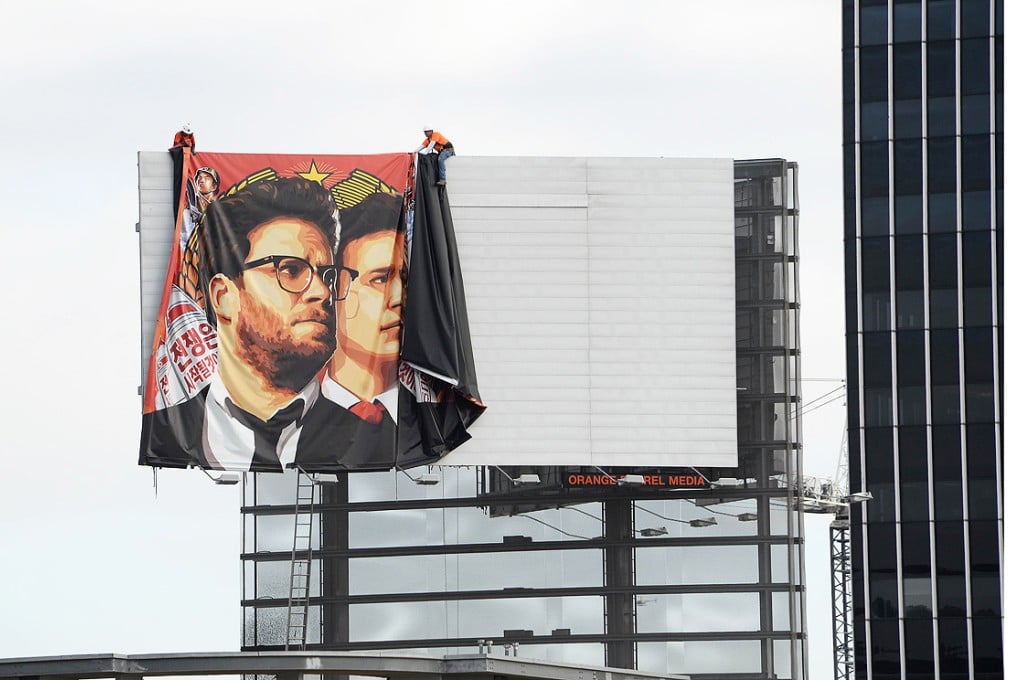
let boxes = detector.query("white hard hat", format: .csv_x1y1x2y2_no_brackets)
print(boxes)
182,123,192,134
423,124,433,132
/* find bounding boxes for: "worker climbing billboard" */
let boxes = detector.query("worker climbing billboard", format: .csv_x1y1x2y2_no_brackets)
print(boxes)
139,151,485,473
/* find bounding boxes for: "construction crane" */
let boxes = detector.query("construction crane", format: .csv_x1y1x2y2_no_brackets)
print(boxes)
797,428,871,680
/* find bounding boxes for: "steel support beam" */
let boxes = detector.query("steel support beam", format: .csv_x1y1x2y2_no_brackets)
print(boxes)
0,652,689,680
830,513,853,680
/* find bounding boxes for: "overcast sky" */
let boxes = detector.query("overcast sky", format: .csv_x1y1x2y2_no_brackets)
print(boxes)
0,2,1010,678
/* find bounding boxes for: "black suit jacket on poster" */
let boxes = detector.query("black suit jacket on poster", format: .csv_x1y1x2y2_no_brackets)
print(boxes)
140,386,364,472
139,386,214,469
139,385,445,472
300,387,438,472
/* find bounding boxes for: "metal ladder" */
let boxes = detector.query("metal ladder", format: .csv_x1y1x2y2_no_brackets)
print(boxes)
285,469,316,650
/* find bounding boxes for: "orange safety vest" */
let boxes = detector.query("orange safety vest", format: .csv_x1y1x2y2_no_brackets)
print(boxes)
173,131,195,148
421,130,452,151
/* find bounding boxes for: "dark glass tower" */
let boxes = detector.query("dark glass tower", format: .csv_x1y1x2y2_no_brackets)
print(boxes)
842,1,1003,679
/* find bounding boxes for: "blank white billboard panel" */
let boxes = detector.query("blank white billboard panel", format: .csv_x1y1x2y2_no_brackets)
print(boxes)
437,157,736,467
137,152,175,389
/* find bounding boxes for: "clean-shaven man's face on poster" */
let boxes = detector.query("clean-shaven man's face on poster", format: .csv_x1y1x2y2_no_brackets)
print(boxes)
337,228,406,369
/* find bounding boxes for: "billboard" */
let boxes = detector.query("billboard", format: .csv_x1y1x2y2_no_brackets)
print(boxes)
139,151,484,472
140,154,737,471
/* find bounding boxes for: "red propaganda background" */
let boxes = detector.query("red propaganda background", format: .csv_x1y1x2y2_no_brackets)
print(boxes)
139,150,484,473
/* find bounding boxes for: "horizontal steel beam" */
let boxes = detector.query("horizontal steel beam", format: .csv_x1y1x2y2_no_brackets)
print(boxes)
0,652,688,680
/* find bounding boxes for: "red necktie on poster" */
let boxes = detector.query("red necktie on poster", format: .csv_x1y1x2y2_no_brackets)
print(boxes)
350,399,386,424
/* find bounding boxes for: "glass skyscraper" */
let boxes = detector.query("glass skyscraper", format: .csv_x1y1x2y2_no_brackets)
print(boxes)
842,1,1003,678
240,159,808,679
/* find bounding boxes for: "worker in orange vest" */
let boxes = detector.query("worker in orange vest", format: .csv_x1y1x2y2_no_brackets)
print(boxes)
413,125,455,186
172,123,195,151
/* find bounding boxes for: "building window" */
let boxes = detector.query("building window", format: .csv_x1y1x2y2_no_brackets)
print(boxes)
900,480,929,521
930,330,961,384
927,192,957,234
927,41,956,97
963,190,992,231
929,233,958,300
736,261,756,301
928,137,957,193
964,286,993,326
893,44,922,100
903,619,936,677
855,316,884,362
968,520,1001,575
931,424,964,521
934,521,965,574
937,574,968,618
870,619,902,675
937,618,970,674
734,215,752,254
928,289,959,329
967,477,999,520
896,289,924,329
963,231,994,289
860,5,888,46
934,484,965,523
869,574,900,619
894,139,923,195
865,388,894,427
901,521,932,573
927,96,957,137
868,483,897,522
965,383,996,423
896,331,926,385
895,235,924,287
894,98,922,139
898,427,928,518
962,94,992,134
861,100,889,141
961,38,992,95
961,0,992,38
861,142,891,197
966,423,999,479
962,135,992,191
930,384,961,424
895,194,923,233
735,309,753,348
861,196,890,236
864,332,893,384
926,0,956,41
893,1,921,42
964,327,995,382
970,573,1003,618
861,237,891,290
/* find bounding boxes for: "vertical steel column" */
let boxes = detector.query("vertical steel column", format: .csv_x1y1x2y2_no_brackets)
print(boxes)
321,474,350,680
604,498,636,669
831,509,854,680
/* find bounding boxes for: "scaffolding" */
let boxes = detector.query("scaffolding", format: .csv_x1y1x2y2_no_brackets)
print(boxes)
830,510,853,680
798,426,867,680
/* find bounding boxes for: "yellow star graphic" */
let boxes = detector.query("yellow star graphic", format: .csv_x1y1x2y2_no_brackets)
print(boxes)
297,160,331,185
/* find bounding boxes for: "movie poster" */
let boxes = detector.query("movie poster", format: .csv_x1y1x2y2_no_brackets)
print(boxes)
139,151,485,473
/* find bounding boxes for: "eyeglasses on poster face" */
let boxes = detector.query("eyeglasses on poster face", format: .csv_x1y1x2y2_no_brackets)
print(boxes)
241,255,358,300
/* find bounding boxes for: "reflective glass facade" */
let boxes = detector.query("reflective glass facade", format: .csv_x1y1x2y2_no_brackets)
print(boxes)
241,159,806,679
843,1,1003,678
